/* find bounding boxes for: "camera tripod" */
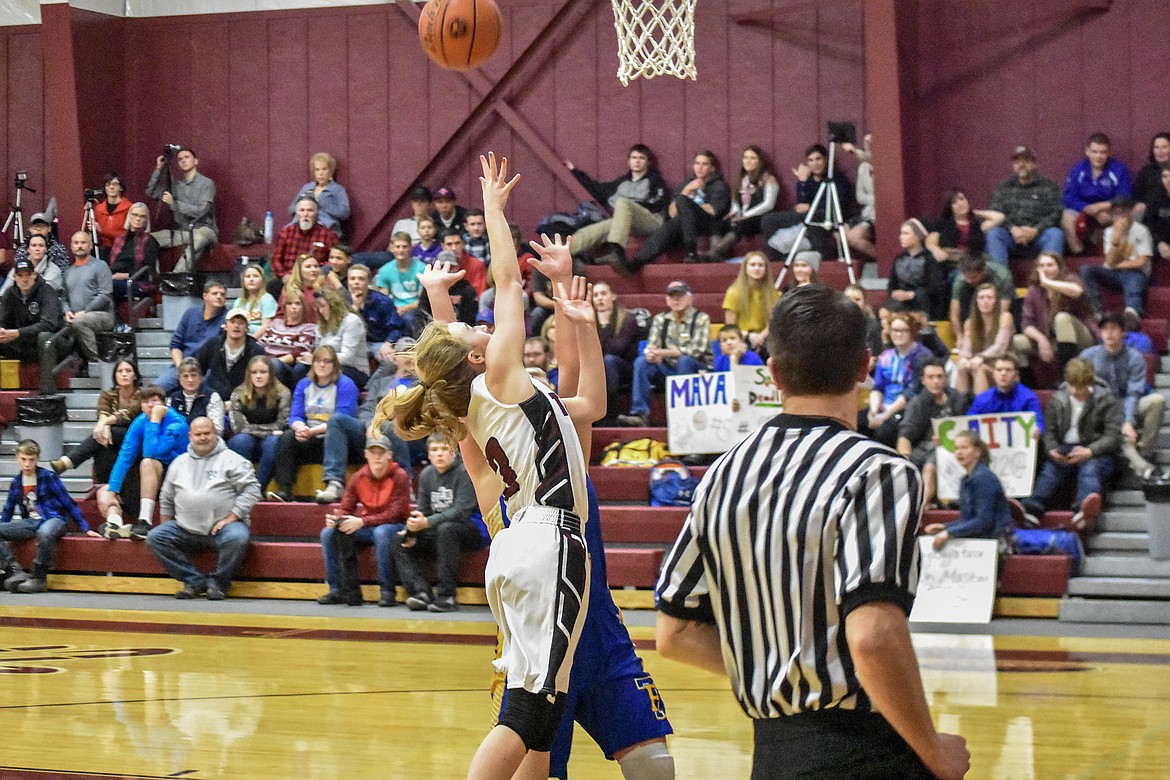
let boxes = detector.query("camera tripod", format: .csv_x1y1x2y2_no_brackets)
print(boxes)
774,141,856,288
154,152,198,273
3,174,35,247
82,198,100,255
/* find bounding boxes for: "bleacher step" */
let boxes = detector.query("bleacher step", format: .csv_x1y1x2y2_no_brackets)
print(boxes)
1105,490,1145,508
134,331,171,347
1086,531,1149,552
1096,511,1150,533
1066,576,1170,599
1080,555,1170,578
1059,598,1170,624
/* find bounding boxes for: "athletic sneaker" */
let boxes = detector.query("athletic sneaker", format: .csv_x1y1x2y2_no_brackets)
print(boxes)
129,520,151,540
102,522,132,540
205,582,226,601
314,481,344,504
405,592,433,611
427,596,458,613
1071,492,1102,533
266,490,291,503
317,591,343,605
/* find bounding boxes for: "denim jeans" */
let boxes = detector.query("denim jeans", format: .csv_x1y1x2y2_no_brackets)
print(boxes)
1080,264,1149,315
604,353,633,419
320,523,404,593
322,413,367,484
391,520,483,599
629,355,703,416
1023,454,1115,515
0,516,67,569
984,226,1064,265
227,432,281,490
145,519,250,589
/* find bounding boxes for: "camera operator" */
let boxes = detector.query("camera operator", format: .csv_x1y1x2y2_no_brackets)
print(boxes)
14,212,70,272
86,173,131,257
146,146,217,273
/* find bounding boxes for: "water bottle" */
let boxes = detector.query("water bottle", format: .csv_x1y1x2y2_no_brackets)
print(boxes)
263,210,274,244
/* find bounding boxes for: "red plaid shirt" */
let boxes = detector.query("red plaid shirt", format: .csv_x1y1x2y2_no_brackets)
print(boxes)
270,221,337,279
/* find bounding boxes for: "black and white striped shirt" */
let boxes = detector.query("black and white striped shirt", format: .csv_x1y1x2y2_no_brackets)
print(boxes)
656,413,921,719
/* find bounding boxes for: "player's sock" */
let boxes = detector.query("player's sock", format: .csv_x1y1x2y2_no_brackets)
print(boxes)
139,499,156,523
618,741,675,780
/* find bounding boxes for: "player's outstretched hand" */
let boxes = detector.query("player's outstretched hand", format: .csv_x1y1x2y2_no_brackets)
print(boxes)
479,152,520,211
417,259,466,292
528,233,573,282
553,276,595,325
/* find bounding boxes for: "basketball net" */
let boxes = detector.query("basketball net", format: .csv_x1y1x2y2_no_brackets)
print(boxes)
610,0,697,86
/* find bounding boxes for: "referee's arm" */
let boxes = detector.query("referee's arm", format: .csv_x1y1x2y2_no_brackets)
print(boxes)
655,613,725,676
654,510,726,676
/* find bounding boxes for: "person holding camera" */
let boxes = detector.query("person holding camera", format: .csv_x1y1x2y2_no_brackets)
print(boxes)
86,173,131,255
146,146,217,273
13,212,70,272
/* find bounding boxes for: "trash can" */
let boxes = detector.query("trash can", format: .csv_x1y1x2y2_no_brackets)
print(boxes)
160,272,204,331
12,394,67,460
95,332,137,388
1142,478,1170,560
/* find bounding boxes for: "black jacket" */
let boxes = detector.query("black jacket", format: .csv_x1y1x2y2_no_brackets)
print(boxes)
194,333,266,401
0,276,64,339
1041,381,1124,458
571,167,672,216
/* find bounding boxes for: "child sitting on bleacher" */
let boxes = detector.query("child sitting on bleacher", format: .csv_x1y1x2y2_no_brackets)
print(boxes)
712,324,764,371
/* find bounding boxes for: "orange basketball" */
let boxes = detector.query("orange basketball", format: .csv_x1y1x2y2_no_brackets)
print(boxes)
418,0,502,71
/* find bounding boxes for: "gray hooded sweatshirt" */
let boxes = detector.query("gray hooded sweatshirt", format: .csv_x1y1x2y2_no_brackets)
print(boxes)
159,438,260,535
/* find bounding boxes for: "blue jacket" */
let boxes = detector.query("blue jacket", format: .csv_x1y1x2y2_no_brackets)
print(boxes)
170,305,226,356
1080,343,1149,425
949,461,1013,541
357,289,406,346
873,342,932,407
968,383,1046,433
713,350,764,372
108,408,190,494
2,467,88,531
290,375,360,425
1063,157,1133,212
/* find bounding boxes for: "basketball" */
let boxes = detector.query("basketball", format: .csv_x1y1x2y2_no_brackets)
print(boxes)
418,0,502,71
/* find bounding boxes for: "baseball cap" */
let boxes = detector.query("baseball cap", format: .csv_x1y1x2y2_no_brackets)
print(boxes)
433,186,456,200
226,309,249,322
665,280,690,295
393,336,417,351
1011,145,1037,160
13,258,34,273
409,185,433,201
433,249,458,266
476,309,495,325
365,434,392,451
29,212,49,225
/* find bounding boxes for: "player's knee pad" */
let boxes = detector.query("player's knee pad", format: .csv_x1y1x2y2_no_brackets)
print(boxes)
618,740,675,780
498,688,566,753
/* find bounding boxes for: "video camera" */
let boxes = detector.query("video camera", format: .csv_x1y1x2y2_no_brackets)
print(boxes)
84,187,103,201
163,143,183,159
827,121,857,145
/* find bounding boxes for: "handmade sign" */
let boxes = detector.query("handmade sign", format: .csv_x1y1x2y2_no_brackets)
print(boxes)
909,537,999,624
932,412,1038,501
666,367,781,454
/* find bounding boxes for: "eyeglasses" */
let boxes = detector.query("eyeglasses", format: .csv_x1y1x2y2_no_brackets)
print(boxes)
889,326,911,333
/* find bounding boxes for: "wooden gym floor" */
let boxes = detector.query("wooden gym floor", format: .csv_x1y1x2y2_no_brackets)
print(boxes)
1,602,1169,779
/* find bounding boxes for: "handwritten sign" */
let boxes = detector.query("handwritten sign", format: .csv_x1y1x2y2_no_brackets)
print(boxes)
666,368,782,455
732,364,782,431
932,412,1037,502
909,538,999,624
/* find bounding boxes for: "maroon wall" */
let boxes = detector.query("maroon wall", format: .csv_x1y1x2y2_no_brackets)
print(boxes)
0,25,47,225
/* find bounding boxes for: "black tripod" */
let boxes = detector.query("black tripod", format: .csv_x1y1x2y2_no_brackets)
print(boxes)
3,173,34,247
774,140,856,288
154,154,197,273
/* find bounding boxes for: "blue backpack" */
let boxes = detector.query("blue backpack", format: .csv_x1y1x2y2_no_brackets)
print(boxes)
1012,528,1084,574
649,459,700,507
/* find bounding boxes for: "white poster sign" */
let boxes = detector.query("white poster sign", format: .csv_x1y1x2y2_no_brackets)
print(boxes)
731,364,783,431
909,538,999,624
666,372,737,455
932,412,1038,502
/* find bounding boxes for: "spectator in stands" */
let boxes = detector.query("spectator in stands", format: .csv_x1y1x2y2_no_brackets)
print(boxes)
843,134,878,260
885,218,948,320
88,172,131,254
922,430,1013,551
257,293,316,389
2,233,62,294
227,355,290,492
227,263,277,338
0,258,65,394
985,146,1064,265
1080,196,1154,319
318,434,411,607
98,384,189,541
168,357,225,435
324,244,352,292
1141,162,1170,261
194,310,265,403
269,196,337,296
947,252,1015,346
1019,359,1121,532
593,280,644,424
392,432,482,613
897,357,970,509
413,254,478,337
375,231,425,322
13,213,69,272
431,185,467,235
147,417,259,600
566,143,671,267
1080,312,1165,479
267,345,360,502
439,229,487,295
412,216,441,264
108,202,159,304
392,185,433,244
348,263,404,365
53,358,140,480
967,354,1045,433
62,232,114,374
523,336,551,373
288,152,350,235
146,146,217,273
314,286,369,389
722,251,778,353
280,253,327,325
844,283,883,363
780,255,820,293
926,189,1004,264
955,283,1014,395
866,312,933,447
627,150,732,271
157,280,226,393
618,280,713,427
312,374,374,506
462,208,490,267
360,338,426,476
705,145,780,262
713,324,764,371
1062,132,1133,255
1013,251,1099,387
760,144,856,262
0,439,96,594
1135,133,1170,209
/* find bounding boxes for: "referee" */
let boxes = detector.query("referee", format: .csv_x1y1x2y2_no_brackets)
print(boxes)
655,285,969,779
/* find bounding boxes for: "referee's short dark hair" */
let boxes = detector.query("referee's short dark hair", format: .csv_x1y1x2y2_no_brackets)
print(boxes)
767,284,866,396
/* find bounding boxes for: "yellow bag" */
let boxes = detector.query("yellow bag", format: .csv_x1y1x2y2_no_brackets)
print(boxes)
599,438,670,467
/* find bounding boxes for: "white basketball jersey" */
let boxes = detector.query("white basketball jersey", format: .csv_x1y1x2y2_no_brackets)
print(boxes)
467,374,589,523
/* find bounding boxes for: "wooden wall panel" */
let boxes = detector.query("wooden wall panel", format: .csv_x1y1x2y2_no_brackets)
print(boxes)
5,30,46,218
